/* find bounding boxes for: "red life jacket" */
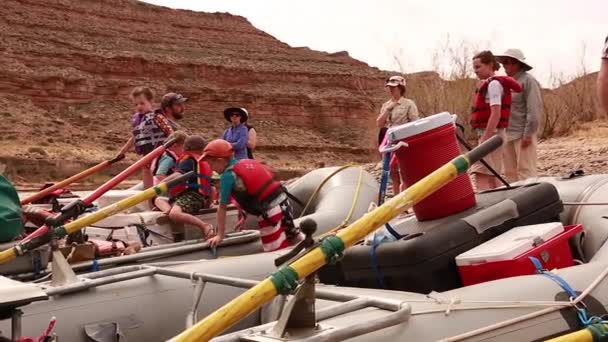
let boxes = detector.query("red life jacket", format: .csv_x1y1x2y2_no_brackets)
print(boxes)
229,159,283,215
150,150,179,176
169,153,213,198
470,76,522,129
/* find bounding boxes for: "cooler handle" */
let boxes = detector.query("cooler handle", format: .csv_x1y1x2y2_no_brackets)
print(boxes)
378,141,408,154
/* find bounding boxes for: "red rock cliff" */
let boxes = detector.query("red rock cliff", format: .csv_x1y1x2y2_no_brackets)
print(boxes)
0,0,394,167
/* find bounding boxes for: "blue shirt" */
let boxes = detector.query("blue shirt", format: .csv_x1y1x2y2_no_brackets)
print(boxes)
222,124,249,160
219,159,239,205
155,153,177,176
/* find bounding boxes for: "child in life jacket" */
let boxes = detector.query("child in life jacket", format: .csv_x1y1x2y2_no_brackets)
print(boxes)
116,86,175,158
470,51,522,190
146,131,187,213
162,135,214,238
204,139,302,252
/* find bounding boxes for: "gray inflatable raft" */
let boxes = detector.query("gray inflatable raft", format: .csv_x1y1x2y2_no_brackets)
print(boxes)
7,176,608,341
91,166,379,238
6,167,377,279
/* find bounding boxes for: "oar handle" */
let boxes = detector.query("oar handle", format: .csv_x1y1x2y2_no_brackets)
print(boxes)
166,171,196,189
108,154,126,164
163,137,178,149
466,135,503,165
0,171,197,265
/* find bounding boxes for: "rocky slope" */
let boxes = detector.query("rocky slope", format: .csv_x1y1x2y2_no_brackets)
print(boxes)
1,0,401,183
1,0,602,186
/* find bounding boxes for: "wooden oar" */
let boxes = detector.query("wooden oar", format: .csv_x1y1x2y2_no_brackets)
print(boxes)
169,135,504,342
0,172,194,265
20,155,125,205
20,139,177,245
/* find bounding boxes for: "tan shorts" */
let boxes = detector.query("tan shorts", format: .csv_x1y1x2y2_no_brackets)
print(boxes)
470,129,506,176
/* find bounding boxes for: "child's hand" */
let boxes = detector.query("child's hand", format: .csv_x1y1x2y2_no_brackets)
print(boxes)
208,235,224,248
201,223,214,239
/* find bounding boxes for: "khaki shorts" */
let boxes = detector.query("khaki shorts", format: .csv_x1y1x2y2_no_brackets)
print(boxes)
470,128,506,176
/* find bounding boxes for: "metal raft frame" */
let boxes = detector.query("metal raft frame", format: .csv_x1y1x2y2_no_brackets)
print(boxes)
8,231,259,282
27,263,411,341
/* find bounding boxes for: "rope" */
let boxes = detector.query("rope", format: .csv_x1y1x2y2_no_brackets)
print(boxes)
441,257,608,342
319,236,345,265
336,167,365,229
563,202,608,206
318,166,367,238
588,323,608,340
369,241,386,289
270,266,299,295
299,164,356,218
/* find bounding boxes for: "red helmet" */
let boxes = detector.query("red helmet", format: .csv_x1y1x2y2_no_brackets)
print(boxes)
202,139,233,159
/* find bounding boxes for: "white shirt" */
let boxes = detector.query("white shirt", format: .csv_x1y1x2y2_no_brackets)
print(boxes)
485,80,503,106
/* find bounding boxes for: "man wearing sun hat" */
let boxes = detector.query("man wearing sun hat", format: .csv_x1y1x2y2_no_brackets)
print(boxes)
496,49,544,182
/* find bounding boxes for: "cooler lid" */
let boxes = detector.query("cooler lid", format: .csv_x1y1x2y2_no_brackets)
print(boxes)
455,222,565,266
387,112,454,142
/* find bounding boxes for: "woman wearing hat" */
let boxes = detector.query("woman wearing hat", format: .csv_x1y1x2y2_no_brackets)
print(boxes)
376,75,419,195
222,107,249,160
496,49,543,183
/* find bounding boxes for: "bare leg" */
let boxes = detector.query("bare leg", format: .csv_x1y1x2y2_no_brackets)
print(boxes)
153,197,172,214
168,205,212,237
390,169,401,195
142,166,154,189
475,174,498,191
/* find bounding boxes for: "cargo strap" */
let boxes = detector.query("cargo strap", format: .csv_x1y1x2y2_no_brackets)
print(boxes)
377,150,403,239
530,256,604,327
369,241,386,289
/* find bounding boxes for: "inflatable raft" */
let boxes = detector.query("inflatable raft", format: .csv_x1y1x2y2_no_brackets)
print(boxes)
2,172,608,341
6,166,378,279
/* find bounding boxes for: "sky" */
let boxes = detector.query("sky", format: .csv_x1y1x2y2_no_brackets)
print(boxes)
143,0,607,87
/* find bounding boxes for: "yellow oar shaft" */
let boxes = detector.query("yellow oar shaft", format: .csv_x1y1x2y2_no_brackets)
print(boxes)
0,172,193,265
170,133,501,342
60,183,168,236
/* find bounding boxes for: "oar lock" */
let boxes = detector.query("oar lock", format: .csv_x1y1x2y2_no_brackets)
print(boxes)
274,219,318,267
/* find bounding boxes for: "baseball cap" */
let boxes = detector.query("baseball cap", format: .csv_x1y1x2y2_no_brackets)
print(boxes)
161,92,188,109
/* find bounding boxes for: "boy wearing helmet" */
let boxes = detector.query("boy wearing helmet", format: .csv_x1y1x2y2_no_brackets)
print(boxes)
204,139,301,252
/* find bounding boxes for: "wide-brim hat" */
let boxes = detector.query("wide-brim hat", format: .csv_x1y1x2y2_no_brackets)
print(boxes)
223,107,249,123
385,75,406,87
496,48,533,71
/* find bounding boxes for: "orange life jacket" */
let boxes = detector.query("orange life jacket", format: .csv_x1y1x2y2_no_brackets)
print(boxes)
470,76,522,129
229,159,283,215
169,153,213,198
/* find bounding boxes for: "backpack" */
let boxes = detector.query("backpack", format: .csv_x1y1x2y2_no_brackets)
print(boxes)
0,175,24,242
131,111,168,155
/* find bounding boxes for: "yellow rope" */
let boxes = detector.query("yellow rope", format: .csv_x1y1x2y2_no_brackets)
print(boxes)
319,166,365,238
298,164,356,218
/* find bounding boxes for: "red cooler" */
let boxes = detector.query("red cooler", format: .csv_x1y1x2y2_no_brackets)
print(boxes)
388,112,475,221
456,223,582,286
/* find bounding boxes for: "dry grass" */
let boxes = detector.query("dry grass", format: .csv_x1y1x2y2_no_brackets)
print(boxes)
570,120,608,139
391,37,604,139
